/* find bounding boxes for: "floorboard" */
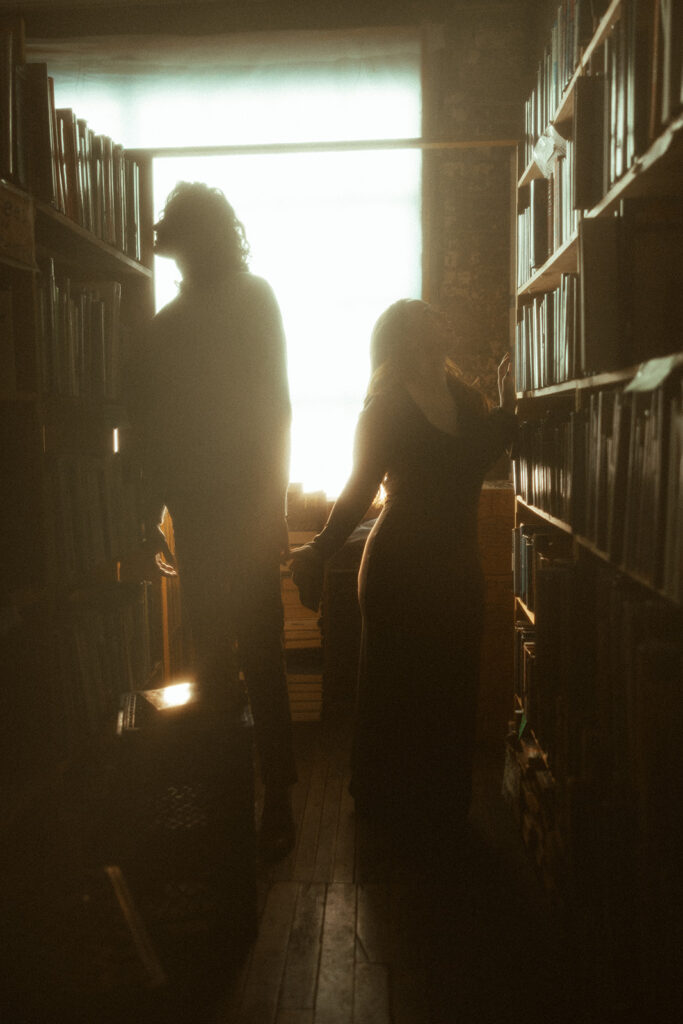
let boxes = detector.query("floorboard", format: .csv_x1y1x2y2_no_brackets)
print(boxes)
213,704,579,1024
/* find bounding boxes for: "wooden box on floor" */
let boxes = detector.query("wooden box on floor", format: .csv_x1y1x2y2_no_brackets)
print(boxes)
282,529,323,722
108,686,258,976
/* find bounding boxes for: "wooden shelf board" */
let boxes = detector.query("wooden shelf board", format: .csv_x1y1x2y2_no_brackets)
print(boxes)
549,0,623,128
518,233,578,297
0,251,37,272
516,364,639,401
515,595,536,624
516,502,680,606
35,202,153,278
586,111,683,218
518,159,543,189
515,499,573,535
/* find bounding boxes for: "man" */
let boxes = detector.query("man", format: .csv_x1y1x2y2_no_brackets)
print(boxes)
127,182,296,861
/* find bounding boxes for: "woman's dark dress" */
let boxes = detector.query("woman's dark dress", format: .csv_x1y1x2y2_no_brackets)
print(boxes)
312,381,515,834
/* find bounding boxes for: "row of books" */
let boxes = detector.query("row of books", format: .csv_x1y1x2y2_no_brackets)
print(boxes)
522,0,596,166
50,104,142,261
522,0,682,177
619,377,681,597
513,553,682,1011
519,199,683,381
515,273,578,390
1,23,141,260
514,553,576,776
515,553,681,802
36,259,125,399
574,1,682,210
46,454,141,587
513,365,682,599
517,149,579,286
570,374,679,598
512,522,573,612
512,413,573,524
52,582,153,758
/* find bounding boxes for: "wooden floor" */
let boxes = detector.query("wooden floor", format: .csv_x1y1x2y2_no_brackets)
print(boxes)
198,704,579,1024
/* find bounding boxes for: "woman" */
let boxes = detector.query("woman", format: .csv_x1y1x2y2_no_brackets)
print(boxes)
291,299,516,844
127,182,297,861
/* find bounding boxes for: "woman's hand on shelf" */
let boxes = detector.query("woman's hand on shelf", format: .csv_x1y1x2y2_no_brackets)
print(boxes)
497,352,516,413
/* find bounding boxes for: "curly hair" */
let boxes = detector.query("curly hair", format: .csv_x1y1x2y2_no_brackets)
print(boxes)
154,181,250,277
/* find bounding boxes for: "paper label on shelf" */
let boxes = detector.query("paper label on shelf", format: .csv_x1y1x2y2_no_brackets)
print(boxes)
625,354,683,393
532,125,567,178
0,184,34,267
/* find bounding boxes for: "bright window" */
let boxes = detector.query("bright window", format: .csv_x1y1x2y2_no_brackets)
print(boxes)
153,149,421,496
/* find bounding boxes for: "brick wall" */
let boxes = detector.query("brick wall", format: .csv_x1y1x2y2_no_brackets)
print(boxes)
425,1,539,400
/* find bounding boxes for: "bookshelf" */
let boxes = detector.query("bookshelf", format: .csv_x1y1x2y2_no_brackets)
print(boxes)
511,1,682,1016
282,491,328,723
0,28,170,812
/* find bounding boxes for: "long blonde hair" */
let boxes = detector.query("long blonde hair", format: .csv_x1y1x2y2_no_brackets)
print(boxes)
365,299,490,419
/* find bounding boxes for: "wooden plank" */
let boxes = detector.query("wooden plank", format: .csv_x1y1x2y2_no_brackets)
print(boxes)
292,743,329,881
276,1012,315,1024
356,884,393,964
313,764,345,883
332,769,356,884
517,233,578,297
352,962,391,1024
387,880,431,1024
269,725,319,884
237,881,299,1024
279,883,326,1011
314,883,357,1024
291,712,323,723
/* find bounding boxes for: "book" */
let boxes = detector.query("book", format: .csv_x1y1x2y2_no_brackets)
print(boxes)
662,379,682,602
573,73,605,210
656,0,677,128
626,0,657,164
56,108,81,224
76,117,93,232
0,288,15,391
11,59,28,190
605,388,632,563
112,143,126,252
0,17,25,184
0,29,13,181
530,177,549,269
578,215,621,375
23,62,57,205
620,196,683,366
124,155,141,261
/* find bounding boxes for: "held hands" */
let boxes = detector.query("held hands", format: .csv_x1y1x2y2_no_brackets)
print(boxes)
497,352,515,413
289,543,325,612
119,524,177,583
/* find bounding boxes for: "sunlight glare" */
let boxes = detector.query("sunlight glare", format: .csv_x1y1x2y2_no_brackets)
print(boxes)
153,148,421,497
